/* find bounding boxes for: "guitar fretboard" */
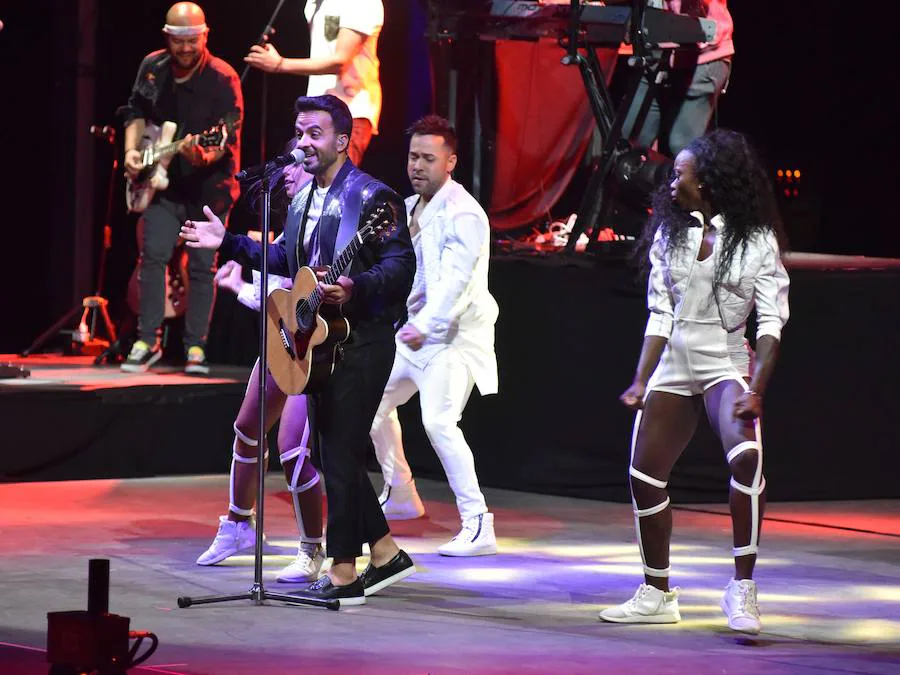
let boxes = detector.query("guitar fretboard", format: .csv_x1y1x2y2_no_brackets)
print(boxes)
294,232,364,325
146,137,198,164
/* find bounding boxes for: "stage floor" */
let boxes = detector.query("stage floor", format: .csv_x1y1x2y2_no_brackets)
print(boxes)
0,353,249,392
1,477,898,674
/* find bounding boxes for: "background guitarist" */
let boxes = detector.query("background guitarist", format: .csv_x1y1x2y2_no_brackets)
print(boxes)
120,2,243,374
181,94,417,606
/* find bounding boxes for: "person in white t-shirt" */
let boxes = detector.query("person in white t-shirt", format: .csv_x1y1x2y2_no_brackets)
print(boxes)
244,0,384,165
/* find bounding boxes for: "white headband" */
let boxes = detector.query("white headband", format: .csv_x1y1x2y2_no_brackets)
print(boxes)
162,23,208,37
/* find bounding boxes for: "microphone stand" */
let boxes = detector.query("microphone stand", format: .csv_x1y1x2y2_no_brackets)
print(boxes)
176,171,337,612
20,127,119,357
241,0,289,171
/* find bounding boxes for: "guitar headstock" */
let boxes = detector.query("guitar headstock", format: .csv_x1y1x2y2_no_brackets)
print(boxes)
197,113,240,150
360,203,398,243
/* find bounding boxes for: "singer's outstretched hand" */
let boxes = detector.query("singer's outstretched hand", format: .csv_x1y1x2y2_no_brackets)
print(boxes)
181,206,225,250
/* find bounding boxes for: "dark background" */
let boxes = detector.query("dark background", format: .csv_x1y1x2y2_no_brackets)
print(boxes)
0,0,896,356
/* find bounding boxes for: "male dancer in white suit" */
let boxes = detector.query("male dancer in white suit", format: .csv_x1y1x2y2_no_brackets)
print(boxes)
370,115,500,556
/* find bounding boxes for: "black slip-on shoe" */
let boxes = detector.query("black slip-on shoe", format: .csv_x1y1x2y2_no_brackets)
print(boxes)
296,575,366,606
359,549,416,597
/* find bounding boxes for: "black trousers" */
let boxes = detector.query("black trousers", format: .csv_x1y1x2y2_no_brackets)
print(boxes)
313,337,395,559
138,197,221,349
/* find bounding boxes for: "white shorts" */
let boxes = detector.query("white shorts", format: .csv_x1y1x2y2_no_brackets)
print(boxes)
647,320,752,397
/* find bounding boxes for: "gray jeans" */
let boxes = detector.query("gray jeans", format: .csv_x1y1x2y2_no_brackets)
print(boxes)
622,58,731,157
137,197,220,350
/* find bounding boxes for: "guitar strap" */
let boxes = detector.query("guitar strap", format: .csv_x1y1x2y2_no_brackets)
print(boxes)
331,183,366,272
297,166,366,270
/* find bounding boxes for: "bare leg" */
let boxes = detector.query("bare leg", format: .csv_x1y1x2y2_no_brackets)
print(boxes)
629,391,702,591
229,361,287,522
277,394,323,543
704,379,765,580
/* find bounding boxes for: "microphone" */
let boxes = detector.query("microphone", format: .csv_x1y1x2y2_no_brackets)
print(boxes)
236,148,305,182
89,125,116,142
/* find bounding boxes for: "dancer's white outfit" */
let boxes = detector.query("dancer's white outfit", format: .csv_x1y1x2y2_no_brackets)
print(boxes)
369,178,500,556
600,213,789,632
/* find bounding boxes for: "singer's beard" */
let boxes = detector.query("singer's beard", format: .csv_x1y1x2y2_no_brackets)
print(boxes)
303,150,338,177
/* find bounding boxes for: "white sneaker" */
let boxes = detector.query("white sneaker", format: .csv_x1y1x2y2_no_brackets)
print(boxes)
721,578,762,634
437,513,497,556
196,516,256,566
379,480,426,520
276,542,326,583
599,583,681,624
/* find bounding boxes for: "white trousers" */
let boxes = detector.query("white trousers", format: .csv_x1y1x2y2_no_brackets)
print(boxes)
370,347,488,521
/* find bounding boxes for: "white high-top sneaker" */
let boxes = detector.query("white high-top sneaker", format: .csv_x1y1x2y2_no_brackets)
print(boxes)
196,516,256,566
276,542,326,583
721,579,762,634
379,480,426,521
437,512,497,556
599,583,681,624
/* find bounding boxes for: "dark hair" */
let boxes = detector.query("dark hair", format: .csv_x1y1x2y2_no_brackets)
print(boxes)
294,94,353,137
243,136,300,216
635,128,787,292
406,114,458,154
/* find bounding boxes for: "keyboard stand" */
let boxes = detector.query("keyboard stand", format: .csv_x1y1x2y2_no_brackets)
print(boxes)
564,0,668,254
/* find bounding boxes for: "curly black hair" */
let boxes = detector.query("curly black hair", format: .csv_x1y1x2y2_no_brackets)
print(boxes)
635,129,787,292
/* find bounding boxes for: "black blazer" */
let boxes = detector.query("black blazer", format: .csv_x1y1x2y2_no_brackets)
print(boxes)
221,160,415,344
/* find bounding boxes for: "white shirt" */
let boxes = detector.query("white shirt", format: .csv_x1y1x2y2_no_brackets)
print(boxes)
302,185,329,265
399,179,499,395
304,0,384,132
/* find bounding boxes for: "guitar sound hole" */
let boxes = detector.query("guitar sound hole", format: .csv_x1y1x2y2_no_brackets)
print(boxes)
297,306,315,334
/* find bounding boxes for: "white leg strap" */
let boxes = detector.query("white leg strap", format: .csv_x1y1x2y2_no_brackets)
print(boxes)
279,445,306,464
629,409,672,579
728,422,765,557
629,466,668,489
730,476,767,497
233,423,258,447
634,497,671,518
726,441,759,464
281,446,323,544
228,444,267,518
643,565,671,578
733,543,759,557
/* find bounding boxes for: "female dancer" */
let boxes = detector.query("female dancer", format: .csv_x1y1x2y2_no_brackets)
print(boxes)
599,129,789,634
195,145,326,583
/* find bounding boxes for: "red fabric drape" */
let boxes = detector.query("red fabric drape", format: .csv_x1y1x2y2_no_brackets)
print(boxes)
489,41,617,230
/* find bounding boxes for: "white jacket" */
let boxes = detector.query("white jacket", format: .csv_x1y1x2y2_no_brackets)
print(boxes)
645,213,790,341
399,179,499,395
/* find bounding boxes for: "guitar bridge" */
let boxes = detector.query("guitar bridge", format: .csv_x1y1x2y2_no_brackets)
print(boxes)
278,319,296,360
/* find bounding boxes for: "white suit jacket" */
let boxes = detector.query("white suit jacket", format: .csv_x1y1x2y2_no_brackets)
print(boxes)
399,179,499,395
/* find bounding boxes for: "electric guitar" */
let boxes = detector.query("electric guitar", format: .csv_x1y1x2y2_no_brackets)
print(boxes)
266,204,398,396
125,114,237,213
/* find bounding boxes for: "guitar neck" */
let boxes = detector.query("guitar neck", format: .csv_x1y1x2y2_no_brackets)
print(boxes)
148,136,196,163
302,232,364,317
324,234,363,286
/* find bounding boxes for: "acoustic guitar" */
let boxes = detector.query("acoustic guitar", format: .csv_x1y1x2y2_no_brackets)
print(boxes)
265,204,397,395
